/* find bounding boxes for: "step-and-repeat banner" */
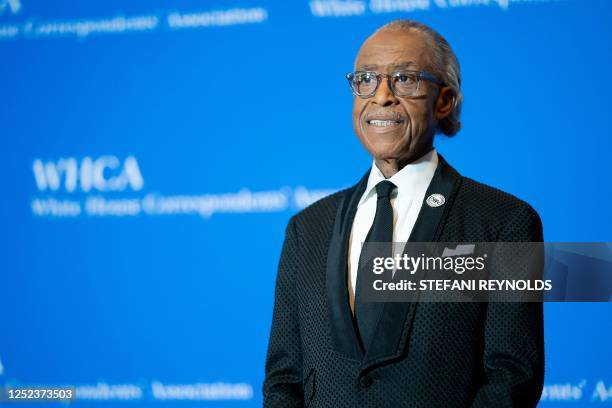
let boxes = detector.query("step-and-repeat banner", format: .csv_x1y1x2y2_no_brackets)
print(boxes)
1,0,611,406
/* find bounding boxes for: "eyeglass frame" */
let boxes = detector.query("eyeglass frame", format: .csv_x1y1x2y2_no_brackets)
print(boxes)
345,70,442,98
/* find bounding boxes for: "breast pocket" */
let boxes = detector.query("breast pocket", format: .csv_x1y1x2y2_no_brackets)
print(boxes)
303,368,315,408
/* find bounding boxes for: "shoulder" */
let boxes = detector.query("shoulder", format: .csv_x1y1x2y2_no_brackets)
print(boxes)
289,187,350,234
456,176,536,216
451,176,543,241
278,187,351,256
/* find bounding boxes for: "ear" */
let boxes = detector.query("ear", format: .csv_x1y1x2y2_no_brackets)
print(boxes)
434,86,456,121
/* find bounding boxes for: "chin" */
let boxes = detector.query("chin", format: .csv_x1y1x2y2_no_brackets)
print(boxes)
362,135,410,158
367,145,405,162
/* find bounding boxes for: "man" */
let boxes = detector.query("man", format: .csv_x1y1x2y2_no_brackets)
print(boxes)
264,19,544,408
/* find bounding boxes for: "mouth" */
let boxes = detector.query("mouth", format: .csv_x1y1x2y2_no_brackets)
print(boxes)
366,119,404,127
364,113,406,131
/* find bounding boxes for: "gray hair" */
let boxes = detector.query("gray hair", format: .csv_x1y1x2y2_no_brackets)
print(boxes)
375,19,462,136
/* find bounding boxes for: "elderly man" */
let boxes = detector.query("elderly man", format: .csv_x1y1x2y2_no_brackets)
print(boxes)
264,19,544,408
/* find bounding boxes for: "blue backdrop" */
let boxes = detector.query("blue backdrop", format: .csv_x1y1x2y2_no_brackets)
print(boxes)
1,0,611,406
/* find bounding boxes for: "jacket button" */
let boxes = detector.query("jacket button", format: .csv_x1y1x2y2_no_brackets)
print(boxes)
359,375,373,388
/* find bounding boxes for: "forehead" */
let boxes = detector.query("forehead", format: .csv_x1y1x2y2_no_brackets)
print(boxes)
355,29,432,71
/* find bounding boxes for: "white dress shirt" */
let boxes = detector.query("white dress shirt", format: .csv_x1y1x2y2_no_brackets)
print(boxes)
347,149,439,311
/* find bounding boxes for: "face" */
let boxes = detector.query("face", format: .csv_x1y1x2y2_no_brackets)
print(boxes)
352,29,446,164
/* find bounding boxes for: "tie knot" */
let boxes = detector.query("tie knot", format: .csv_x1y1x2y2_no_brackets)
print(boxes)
375,180,396,199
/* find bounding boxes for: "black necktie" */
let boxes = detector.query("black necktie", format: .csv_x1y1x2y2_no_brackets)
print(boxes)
354,180,396,352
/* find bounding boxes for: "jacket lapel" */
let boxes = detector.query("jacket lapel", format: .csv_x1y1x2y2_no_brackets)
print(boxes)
360,154,463,370
326,170,370,361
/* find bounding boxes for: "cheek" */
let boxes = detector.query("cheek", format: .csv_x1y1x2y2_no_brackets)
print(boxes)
403,102,432,131
352,100,365,132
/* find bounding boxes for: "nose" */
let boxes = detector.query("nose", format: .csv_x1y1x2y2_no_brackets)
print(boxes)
372,76,398,107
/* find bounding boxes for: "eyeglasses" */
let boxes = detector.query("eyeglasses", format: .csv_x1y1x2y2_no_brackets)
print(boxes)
345,70,442,98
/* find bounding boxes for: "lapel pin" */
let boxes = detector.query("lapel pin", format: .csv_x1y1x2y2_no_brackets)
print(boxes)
426,194,445,208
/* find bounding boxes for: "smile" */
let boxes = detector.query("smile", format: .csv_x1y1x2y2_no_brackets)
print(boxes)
367,119,404,127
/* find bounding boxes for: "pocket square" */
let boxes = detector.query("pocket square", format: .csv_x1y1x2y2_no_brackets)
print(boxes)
442,244,476,257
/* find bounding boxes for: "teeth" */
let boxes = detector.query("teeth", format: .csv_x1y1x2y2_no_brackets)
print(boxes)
369,120,400,126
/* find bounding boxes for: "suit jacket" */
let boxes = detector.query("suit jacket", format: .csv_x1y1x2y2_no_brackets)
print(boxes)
263,155,544,408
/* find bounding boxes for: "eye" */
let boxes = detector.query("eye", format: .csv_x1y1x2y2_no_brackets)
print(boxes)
358,72,376,84
395,73,415,83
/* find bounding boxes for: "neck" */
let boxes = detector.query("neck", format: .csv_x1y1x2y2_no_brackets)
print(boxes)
375,146,434,178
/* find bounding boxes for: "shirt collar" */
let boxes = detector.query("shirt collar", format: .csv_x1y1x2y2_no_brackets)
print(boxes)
358,148,439,207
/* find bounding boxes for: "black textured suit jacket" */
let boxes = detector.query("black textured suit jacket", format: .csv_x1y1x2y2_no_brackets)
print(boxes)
263,155,544,408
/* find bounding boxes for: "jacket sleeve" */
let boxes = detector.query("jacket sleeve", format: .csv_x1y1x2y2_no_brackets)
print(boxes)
263,216,304,408
470,205,545,408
